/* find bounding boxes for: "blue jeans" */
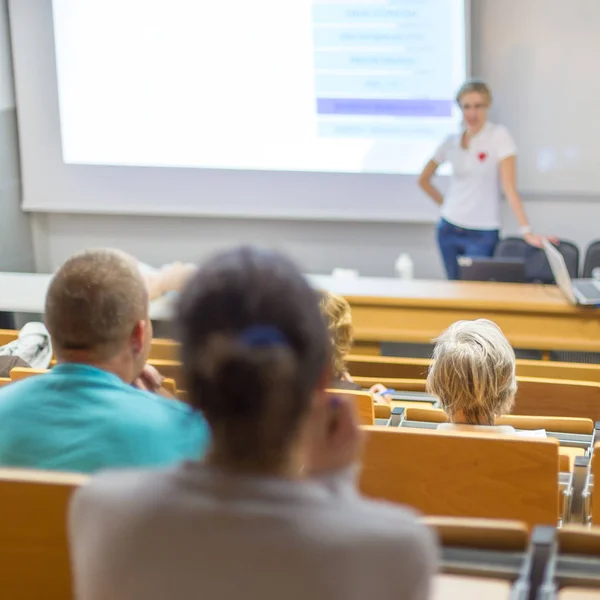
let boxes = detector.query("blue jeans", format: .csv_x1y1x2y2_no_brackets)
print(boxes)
437,219,500,280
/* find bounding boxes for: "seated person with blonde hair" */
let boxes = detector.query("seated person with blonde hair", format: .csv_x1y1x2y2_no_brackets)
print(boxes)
319,290,391,404
0,249,209,473
427,319,540,435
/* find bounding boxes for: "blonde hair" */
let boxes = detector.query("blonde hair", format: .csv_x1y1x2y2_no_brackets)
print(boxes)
426,319,517,425
318,290,353,379
456,80,492,106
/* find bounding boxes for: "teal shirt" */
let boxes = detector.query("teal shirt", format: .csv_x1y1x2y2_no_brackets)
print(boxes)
0,364,210,473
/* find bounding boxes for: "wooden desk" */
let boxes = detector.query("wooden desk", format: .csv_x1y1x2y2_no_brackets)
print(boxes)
1,272,599,352
317,277,600,352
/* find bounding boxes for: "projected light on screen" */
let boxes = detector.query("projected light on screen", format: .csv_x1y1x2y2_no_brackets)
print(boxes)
52,0,467,175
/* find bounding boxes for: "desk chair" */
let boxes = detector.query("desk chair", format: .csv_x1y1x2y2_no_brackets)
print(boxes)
494,237,579,282
0,468,88,599
0,313,15,331
583,240,600,278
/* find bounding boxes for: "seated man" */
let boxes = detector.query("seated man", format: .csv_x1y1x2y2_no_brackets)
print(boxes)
0,249,209,473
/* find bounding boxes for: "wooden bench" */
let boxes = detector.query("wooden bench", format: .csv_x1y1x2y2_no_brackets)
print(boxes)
147,353,600,422
516,377,600,421
433,574,511,599
9,367,178,395
10,367,47,381
150,338,180,361
558,525,600,556
0,468,88,599
360,426,560,528
354,375,600,421
423,516,529,552
404,407,594,435
347,354,600,383
559,590,600,599
545,527,600,597
326,389,375,425
0,328,18,347
400,408,589,472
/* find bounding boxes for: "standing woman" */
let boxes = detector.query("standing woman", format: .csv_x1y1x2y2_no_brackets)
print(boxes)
419,80,555,280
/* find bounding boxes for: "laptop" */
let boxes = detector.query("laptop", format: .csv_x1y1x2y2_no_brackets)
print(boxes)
542,239,600,305
458,257,526,283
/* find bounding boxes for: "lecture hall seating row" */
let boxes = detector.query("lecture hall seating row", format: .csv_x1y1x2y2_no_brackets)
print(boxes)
6,369,600,527
0,467,599,599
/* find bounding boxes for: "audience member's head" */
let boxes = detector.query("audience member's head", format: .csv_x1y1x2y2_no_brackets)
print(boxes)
178,246,331,474
45,249,151,381
318,290,353,380
426,319,517,426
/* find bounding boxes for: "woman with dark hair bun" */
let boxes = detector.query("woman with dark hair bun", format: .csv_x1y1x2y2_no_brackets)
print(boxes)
69,246,436,600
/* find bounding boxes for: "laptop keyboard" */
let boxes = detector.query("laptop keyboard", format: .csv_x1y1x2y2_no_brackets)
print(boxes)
576,282,600,298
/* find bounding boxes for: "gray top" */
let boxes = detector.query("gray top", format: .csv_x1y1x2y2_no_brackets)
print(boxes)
69,463,437,600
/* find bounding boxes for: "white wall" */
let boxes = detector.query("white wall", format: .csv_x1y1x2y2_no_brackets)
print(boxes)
31,212,445,276
0,0,33,274
0,0,13,110
22,1,600,275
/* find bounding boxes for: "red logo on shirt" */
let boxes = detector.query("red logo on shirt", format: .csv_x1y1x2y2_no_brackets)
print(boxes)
478,152,488,162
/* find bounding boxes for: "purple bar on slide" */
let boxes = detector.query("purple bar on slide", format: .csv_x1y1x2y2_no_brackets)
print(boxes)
317,98,453,117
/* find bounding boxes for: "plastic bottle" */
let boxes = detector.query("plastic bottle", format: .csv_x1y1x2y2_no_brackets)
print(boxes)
394,253,414,280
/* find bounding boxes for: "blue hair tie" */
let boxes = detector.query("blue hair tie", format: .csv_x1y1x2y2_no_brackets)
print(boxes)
238,325,287,348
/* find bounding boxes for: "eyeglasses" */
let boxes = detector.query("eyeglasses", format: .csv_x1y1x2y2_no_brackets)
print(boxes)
460,103,487,111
